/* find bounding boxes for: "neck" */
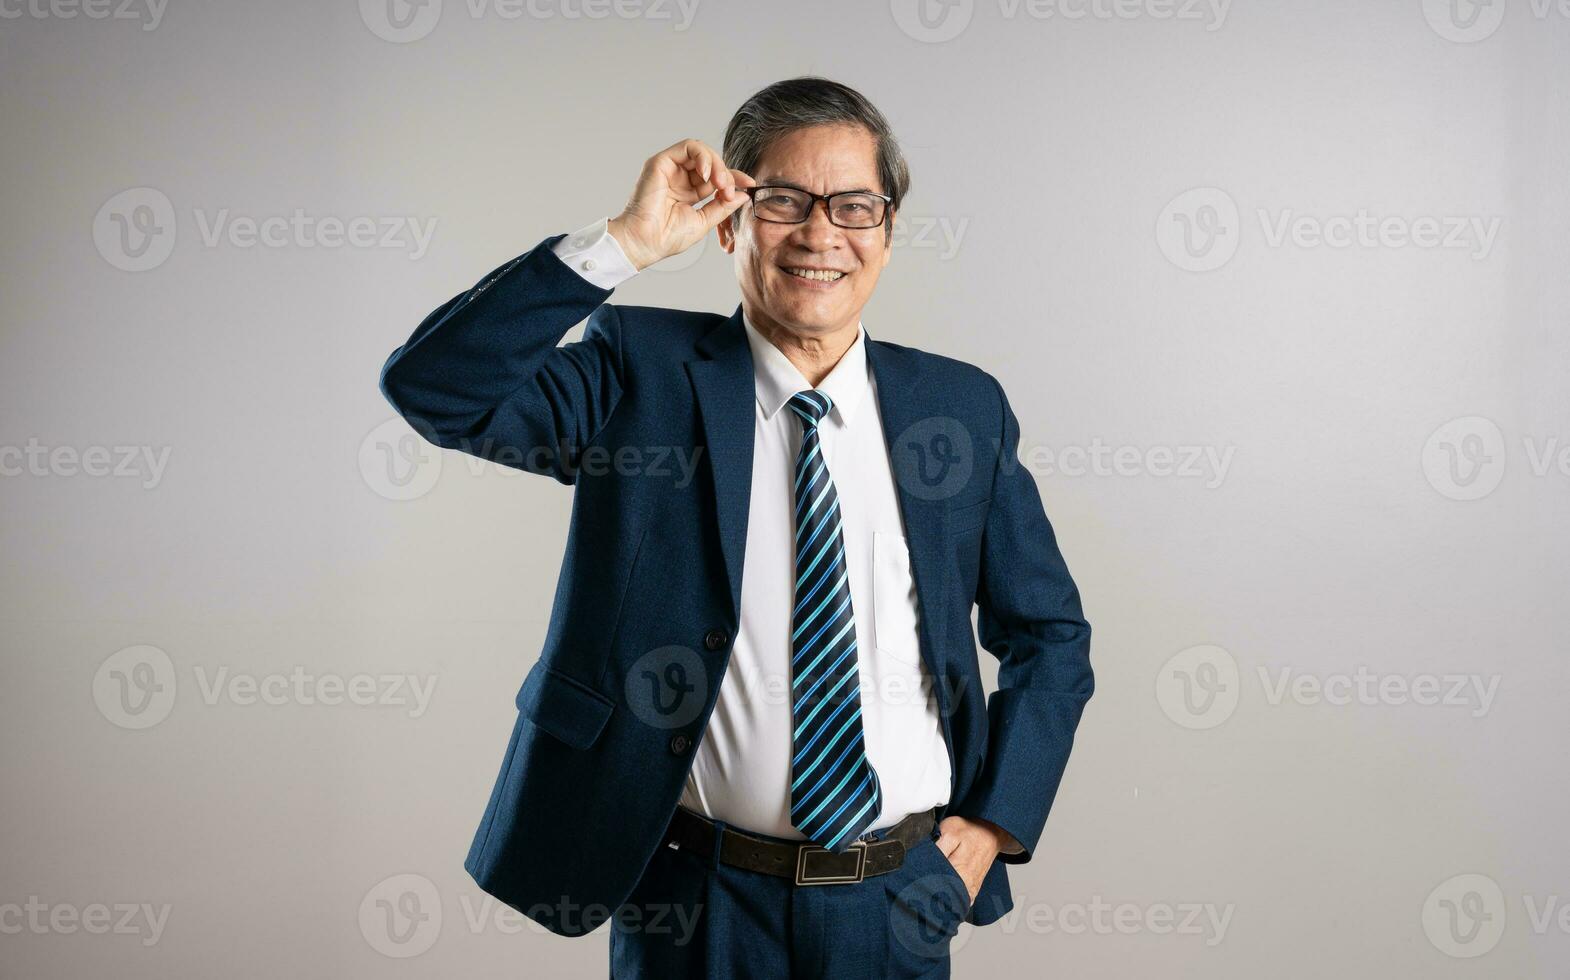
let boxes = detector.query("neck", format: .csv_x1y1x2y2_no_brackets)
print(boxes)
745,305,861,387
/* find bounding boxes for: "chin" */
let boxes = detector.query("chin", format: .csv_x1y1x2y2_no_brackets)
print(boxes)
775,304,841,334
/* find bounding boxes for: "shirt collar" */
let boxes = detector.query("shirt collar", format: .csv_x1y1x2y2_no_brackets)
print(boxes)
741,312,870,428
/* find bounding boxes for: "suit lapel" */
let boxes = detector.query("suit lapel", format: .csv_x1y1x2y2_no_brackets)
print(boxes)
686,307,756,618
864,333,951,683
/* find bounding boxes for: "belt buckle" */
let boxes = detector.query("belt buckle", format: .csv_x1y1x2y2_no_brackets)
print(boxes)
794,840,867,886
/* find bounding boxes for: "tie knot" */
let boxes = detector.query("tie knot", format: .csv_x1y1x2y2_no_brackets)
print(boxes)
787,390,833,429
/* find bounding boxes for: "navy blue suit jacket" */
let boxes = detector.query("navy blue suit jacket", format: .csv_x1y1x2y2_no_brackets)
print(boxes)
379,235,1093,936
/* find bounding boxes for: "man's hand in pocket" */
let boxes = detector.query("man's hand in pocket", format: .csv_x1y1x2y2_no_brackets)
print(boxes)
934,816,1008,903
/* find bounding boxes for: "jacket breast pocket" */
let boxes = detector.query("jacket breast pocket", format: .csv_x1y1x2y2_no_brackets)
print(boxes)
515,662,615,751
872,530,922,666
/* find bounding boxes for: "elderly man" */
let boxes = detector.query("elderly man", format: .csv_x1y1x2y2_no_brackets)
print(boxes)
379,76,1093,979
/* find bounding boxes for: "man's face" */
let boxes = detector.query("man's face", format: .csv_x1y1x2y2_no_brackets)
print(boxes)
719,123,894,340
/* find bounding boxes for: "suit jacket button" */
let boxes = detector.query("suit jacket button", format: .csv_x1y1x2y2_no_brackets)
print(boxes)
703,629,729,652
669,734,692,754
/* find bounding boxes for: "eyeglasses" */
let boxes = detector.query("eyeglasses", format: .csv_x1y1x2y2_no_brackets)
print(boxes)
742,186,893,229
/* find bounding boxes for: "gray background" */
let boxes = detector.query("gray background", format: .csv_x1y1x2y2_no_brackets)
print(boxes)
3,0,1568,976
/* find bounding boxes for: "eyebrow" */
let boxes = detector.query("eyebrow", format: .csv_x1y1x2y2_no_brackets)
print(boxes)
759,179,880,196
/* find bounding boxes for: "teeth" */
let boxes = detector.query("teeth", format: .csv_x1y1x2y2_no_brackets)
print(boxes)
786,268,845,282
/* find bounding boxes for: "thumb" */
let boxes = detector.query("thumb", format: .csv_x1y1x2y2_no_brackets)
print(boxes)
696,184,748,230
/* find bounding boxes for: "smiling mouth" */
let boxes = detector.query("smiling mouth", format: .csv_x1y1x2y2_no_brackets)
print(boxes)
783,267,847,283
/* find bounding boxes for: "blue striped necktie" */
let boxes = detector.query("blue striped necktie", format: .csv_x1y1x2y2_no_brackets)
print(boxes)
786,389,882,853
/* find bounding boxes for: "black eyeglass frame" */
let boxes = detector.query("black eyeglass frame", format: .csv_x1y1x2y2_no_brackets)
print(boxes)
741,185,895,230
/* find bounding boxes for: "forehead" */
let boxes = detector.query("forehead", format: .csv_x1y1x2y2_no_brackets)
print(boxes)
754,124,881,192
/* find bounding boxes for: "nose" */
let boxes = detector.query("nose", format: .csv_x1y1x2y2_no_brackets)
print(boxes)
789,198,844,252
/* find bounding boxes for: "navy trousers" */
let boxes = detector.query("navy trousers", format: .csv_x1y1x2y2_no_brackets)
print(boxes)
610,820,971,978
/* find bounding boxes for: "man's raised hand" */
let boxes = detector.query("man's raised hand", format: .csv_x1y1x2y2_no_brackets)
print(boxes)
606,139,755,271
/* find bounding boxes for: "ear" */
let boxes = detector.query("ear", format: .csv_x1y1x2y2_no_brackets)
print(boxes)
717,213,737,254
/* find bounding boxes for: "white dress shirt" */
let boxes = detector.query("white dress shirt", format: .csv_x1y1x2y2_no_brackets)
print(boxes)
552,219,952,838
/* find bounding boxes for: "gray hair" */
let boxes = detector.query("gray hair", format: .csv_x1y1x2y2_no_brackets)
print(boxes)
722,77,910,235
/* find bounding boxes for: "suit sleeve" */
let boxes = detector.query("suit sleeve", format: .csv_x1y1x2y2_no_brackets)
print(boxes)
378,234,625,484
953,374,1094,863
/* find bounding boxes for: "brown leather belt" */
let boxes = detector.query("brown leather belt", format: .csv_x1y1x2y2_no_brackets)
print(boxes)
662,806,937,886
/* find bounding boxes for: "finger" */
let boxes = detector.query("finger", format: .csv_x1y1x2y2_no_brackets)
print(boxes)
712,160,745,193
682,140,733,193
652,140,713,194
695,185,747,229
676,149,723,201
688,174,718,202
673,140,714,183
656,137,708,171
647,148,701,202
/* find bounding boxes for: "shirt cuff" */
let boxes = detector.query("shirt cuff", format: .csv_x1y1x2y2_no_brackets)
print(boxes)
550,217,639,290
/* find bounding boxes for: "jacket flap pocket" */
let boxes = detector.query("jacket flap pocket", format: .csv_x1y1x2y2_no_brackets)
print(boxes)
946,496,991,535
515,664,615,750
